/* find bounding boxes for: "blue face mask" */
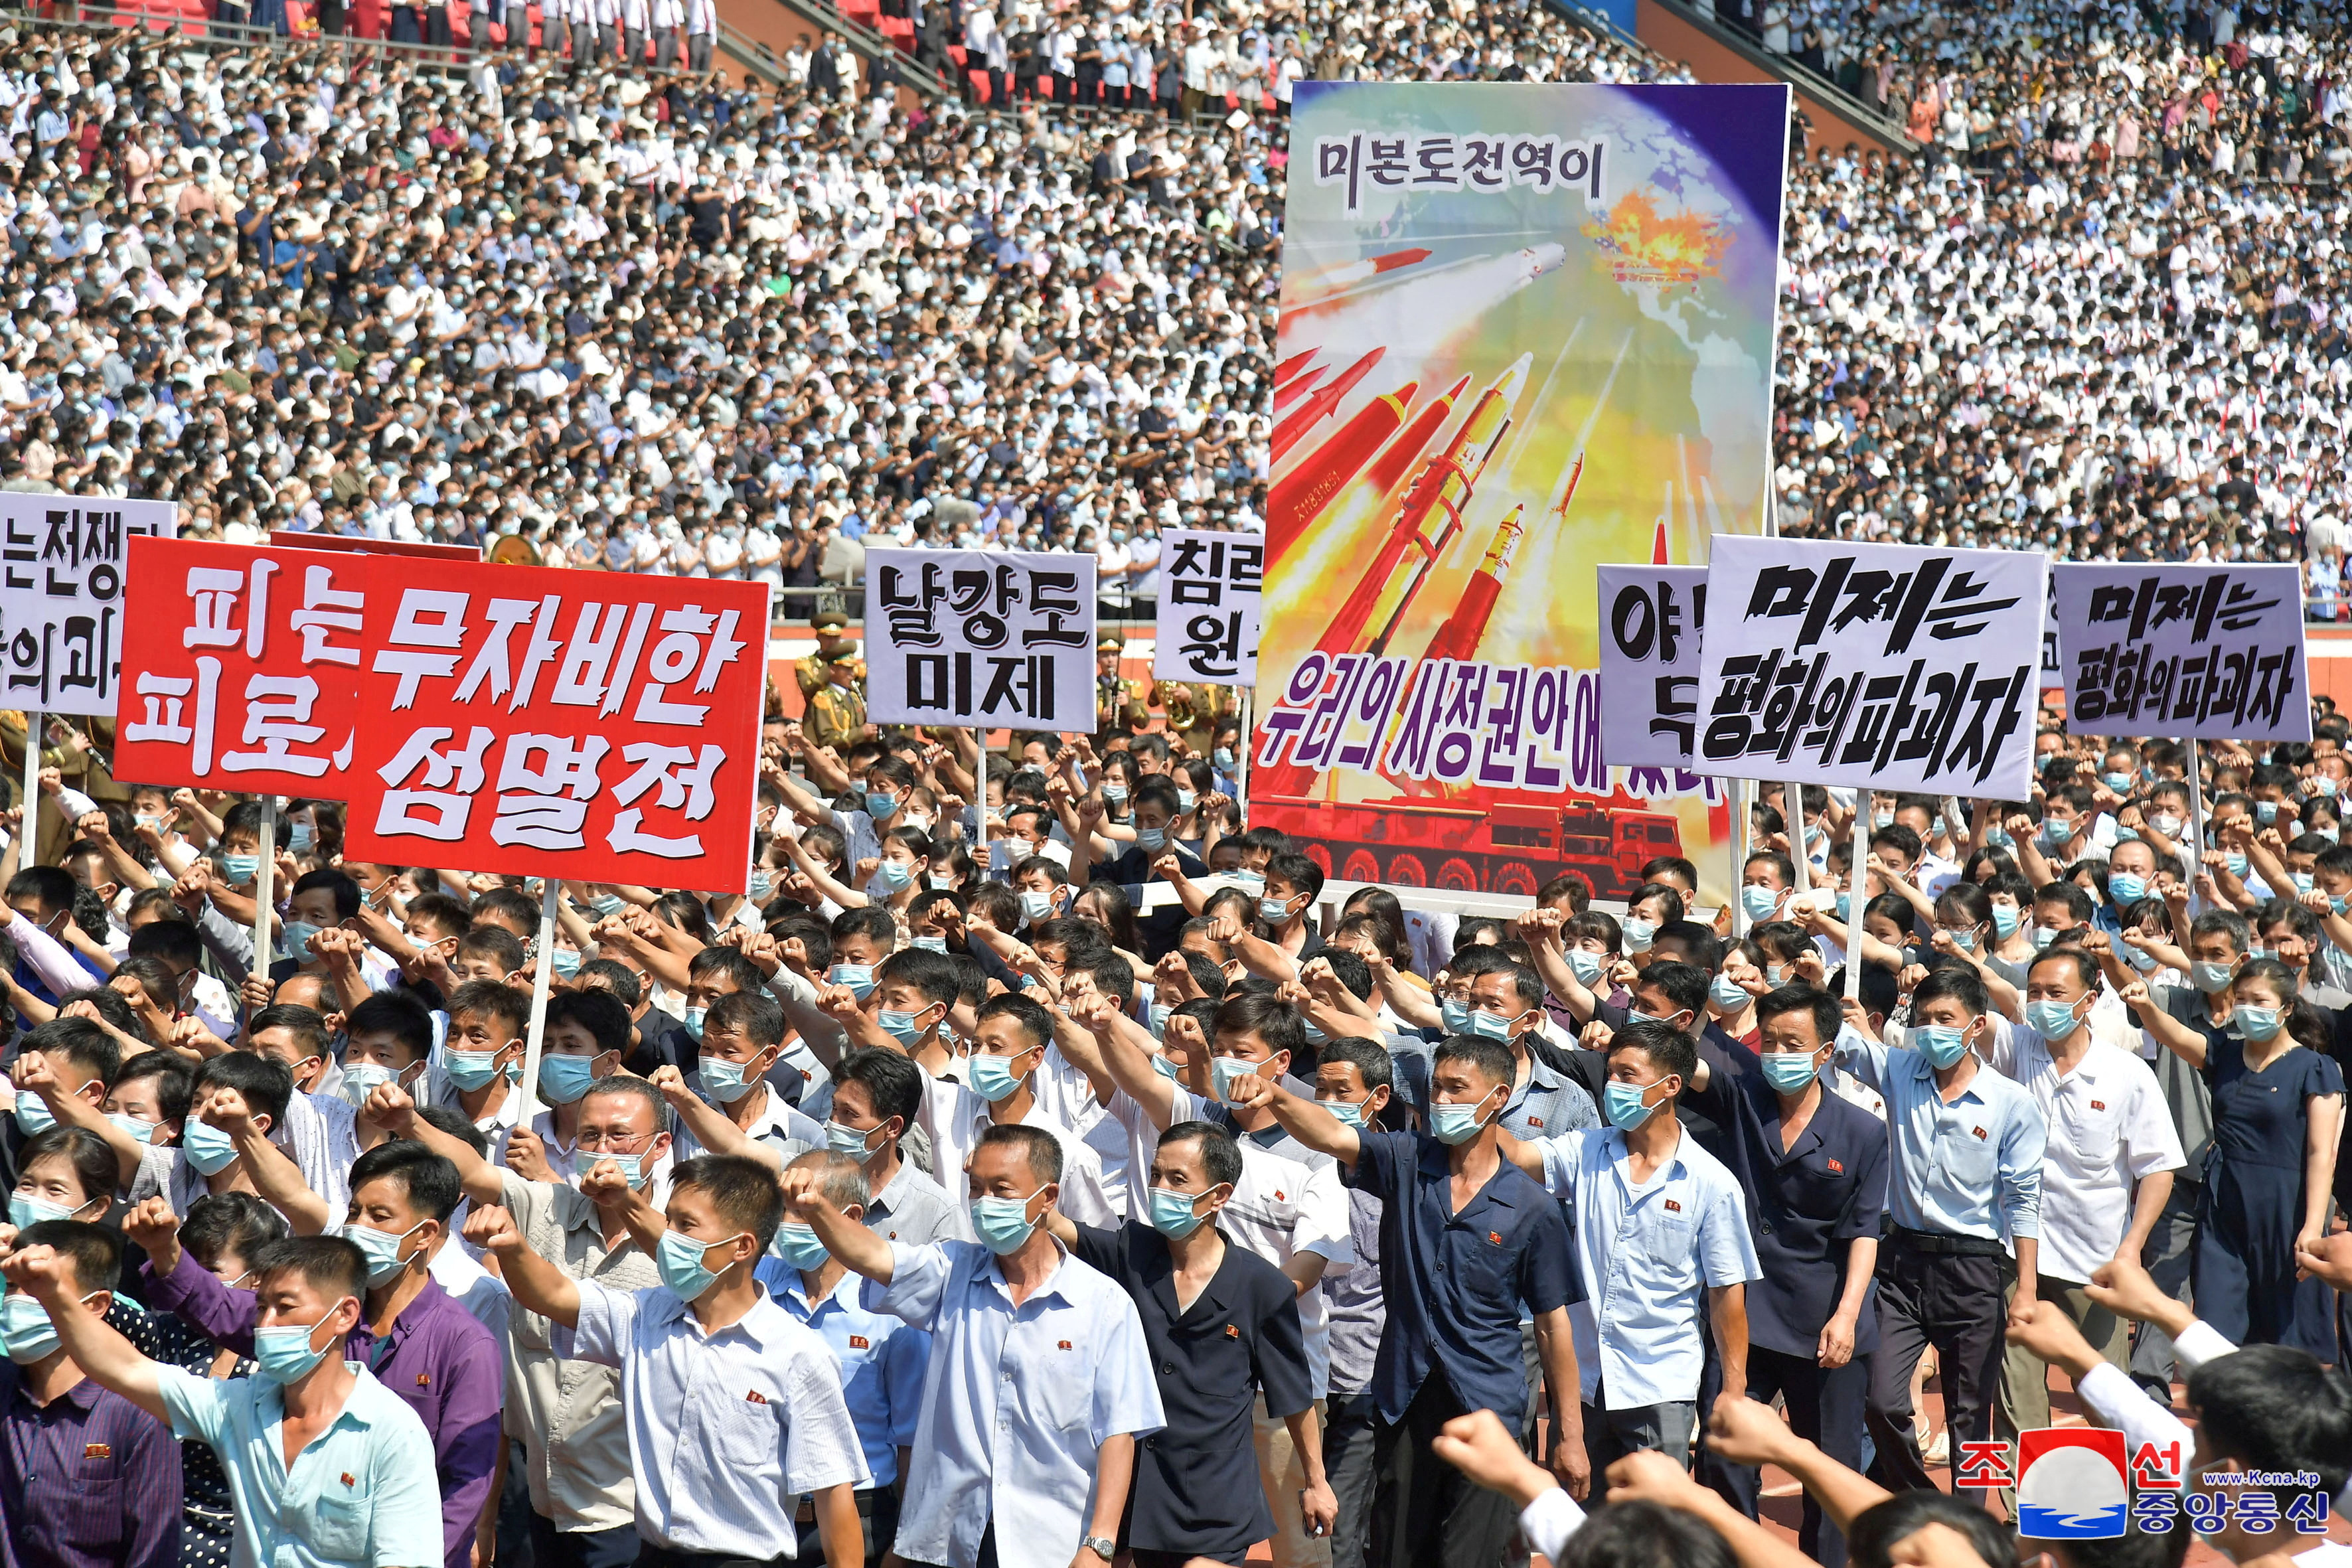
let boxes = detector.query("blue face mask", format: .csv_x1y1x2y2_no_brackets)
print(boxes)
771,1221,832,1272
572,1148,648,1186
590,894,625,918
1873,810,1895,829
2258,801,2281,824
829,964,875,998
1986,827,2014,850
879,1006,932,1048
1740,885,1782,921
2103,771,2134,793
1427,1095,1493,1144
826,1120,880,1158
0,1292,78,1364
878,861,914,891
1136,826,1168,854
1709,973,1751,1012
912,935,949,954
182,1117,241,1175
1146,1003,1172,1037
1101,785,1129,807
1259,895,1293,925
747,870,775,902
967,1049,1030,1103
339,1219,424,1287
1942,926,1980,953
656,1228,743,1299
11,1095,55,1138
1622,917,1656,953
2027,998,2084,1040
1467,1008,1518,1042
339,1063,395,1109
1759,1052,1820,1094
929,874,957,891
552,947,583,978
2294,872,2317,896
1150,1052,1182,1081
2225,851,2250,879
2191,960,2237,994
1176,789,1196,811
285,821,315,853
281,920,322,965
108,1111,159,1144
1322,1095,1371,1129
866,791,898,818
698,1054,764,1103
1147,1185,1215,1239
1020,890,1056,923
1439,998,1473,1034
682,1006,708,1042
1602,1079,1663,1131
1913,1024,1971,1068
1210,1055,1259,1100
219,852,260,884
253,1309,341,1384
2109,872,2148,904
7,1194,73,1230
1835,891,1853,921
1991,903,2021,938
2237,1004,2284,1044
1231,870,1265,894
443,1049,506,1092
1566,949,1607,986
539,1054,599,1105
971,1190,1044,1254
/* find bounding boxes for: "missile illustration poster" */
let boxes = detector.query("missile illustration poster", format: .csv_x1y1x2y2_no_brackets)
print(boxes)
1254,82,1788,903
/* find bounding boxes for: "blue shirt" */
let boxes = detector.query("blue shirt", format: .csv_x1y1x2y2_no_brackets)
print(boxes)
755,1260,931,1488
1836,1035,2045,1242
1538,1125,1760,1409
1342,1129,1576,1426
155,1362,442,1568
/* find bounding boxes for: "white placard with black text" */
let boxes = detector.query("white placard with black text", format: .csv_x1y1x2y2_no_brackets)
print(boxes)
2053,562,2308,742
865,548,1097,728
1152,529,1263,686
1597,564,1708,770
0,495,176,715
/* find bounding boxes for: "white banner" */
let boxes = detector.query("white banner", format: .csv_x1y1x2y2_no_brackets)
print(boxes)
1597,564,1707,770
1695,537,2046,797
0,495,176,715
865,548,1097,728
1153,529,1263,686
2053,562,2308,742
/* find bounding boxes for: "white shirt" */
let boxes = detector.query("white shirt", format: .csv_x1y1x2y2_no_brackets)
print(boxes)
917,1070,1121,1228
428,1239,514,1354
865,1239,1164,1568
671,1083,824,1162
1985,1022,2184,1285
558,1281,870,1557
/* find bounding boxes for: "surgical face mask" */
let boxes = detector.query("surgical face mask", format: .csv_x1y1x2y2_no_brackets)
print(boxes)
2102,771,2133,793
1427,1091,1494,1145
911,934,950,955
825,1120,880,1158
929,874,957,891
866,790,898,818
2294,871,2317,896
682,1005,709,1043
1147,1185,1214,1239
1913,1024,1971,1068
281,920,322,966
539,1054,599,1105
772,1221,832,1272
1940,925,1981,953
1873,809,1895,829
2109,872,2149,904
1469,1005,1526,1044
1739,885,1782,921
7,1193,76,1229
253,1308,343,1384
1231,870,1266,894
339,1063,396,1108
11,1094,56,1137
1621,917,1656,953
2150,813,2183,837
829,963,875,998
1322,1094,1373,1129
218,852,260,884
590,893,625,918
1566,949,1607,987
339,1218,426,1287
182,1117,241,1175
2031,924,2063,952
2027,998,2084,1040
1991,903,2021,938
879,1006,933,1048
1101,784,1129,807
443,1048,506,1092
2191,960,2237,994
1020,890,1057,923
1759,1051,1820,1094
572,1146,649,1186
1258,895,1293,925
1709,973,1751,1012
2258,801,2281,824
1439,998,1474,1035
1176,789,1196,811
1135,826,1167,854
967,1049,1030,1103
2236,1002,2285,1044
656,1228,743,1298
1602,1078,1664,1131
0,1290,96,1365
108,1111,160,1144
698,1054,764,1103
1835,892,1853,921
878,860,915,892
971,1189,1044,1254
2319,776,2343,797
2225,850,2249,879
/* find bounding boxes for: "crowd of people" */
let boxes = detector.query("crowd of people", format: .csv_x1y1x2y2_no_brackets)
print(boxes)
0,685,2342,1568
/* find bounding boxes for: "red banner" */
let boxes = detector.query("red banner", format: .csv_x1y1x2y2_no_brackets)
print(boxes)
114,538,366,797
341,565,771,892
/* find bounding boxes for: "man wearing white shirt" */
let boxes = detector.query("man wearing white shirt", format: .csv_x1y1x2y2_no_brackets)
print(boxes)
683,0,714,72
783,1121,1165,1568
913,993,1120,1228
1989,947,2183,1476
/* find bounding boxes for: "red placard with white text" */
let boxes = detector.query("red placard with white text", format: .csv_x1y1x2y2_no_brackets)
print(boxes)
341,564,770,891
114,537,368,797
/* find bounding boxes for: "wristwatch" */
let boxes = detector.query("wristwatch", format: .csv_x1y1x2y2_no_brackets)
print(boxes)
1081,1536,1117,1560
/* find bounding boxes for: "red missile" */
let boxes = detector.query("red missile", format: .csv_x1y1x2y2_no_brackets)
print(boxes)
1273,364,1328,414
1273,348,1321,385
1423,506,1528,665
1271,347,1385,463
1299,246,1435,295
1269,381,1418,545
1358,374,1470,503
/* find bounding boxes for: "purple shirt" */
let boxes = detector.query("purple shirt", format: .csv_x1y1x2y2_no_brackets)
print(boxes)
145,1250,503,1568
0,1364,181,1568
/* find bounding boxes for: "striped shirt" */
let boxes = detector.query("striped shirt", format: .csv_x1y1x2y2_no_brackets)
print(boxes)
0,1363,183,1568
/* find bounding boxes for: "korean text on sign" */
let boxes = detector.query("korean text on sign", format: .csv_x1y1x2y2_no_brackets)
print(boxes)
1154,528,1263,686
114,538,363,798
0,496,175,716
1596,565,1708,771
864,547,1096,728
342,566,770,892
1311,133,1608,214
2053,562,2310,743
1695,538,2047,799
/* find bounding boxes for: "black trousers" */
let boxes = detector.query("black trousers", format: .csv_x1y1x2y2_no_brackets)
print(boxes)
1368,1372,1522,1568
794,1488,896,1565
1864,1238,2009,1502
1709,1346,1868,1568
